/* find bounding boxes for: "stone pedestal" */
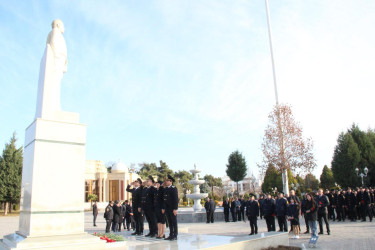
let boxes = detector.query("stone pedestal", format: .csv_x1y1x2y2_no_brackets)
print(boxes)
0,114,105,249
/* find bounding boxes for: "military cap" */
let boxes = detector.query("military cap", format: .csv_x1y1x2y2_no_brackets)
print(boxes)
148,175,155,183
137,178,142,184
158,180,163,185
167,174,175,182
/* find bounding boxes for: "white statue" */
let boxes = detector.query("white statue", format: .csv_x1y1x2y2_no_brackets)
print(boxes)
35,19,68,120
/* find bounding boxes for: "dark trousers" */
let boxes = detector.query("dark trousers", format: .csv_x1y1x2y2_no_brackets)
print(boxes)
111,221,118,232
304,215,310,232
318,212,330,233
248,216,258,234
236,210,241,221
105,219,112,233
240,209,245,221
231,211,237,222
144,208,157,235
277,216,288,232
366,205,373,221
348,206,356,221
166,209,178,238
224,211,229,222
206,212,210,223
93,213,98,226
328,206,335,220
134,208,143,233
336,206,345,221
124,216,131,229
264,215,275,232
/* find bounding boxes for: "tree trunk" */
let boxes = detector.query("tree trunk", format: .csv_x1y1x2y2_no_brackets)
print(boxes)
4,202,8,216
9,203,12,214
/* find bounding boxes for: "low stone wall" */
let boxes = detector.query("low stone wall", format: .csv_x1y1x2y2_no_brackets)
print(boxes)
178,210,225,223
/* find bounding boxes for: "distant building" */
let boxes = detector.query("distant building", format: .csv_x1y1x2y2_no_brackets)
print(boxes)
84,160,139,209
222,174,261,196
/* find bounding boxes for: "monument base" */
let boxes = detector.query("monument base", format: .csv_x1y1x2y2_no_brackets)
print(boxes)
0,233,105,250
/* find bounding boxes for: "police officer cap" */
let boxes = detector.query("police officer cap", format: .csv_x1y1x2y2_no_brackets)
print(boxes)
137,178,142,184
278,191,284,195
158,180,163,185
148,175,155,183
167,174,175,182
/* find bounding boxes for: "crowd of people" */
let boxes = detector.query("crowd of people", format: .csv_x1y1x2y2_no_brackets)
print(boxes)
99,174,179,241
220,187,374,239
95,184,374,242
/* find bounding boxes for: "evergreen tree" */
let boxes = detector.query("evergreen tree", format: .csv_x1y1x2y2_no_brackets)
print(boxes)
331,132,361,187
304,173,319,191
261,164,282,193
226,150,247,194
320,165,335,189
203,174,223,196
0,133,23,215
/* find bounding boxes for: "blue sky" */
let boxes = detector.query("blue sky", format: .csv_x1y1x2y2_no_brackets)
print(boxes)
1,0,375,179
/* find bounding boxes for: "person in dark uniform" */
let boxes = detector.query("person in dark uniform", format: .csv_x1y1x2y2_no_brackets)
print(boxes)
113,200,123,232
230,198,237,222
209,197,216,223
364,187,373,222
258,195,264,219
104,201,114,233
317,189,330,235
155,180,166,239
121,201,127,230
163,174,179,241
204,198,211,223
223,198,230,222
235,197,241,221
301,194,310,234
335,190,345,222
93,201,98,227
262,194,276,232
346,188,356,221
126,178,143,235
240,196,246,222
142,176,158,237
276,192,288,232
123,200,132,231
325,189,335,221
246,195,259,235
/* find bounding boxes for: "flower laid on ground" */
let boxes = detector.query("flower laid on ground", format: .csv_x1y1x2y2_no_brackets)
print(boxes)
93,232,126,243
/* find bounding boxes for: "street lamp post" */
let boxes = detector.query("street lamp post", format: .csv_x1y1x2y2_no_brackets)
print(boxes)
271,187,277,195
355,167,369,186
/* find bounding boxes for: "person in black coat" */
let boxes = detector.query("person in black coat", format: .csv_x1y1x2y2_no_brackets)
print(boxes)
240,196,246,222
204,198,211,223
93,201,98,227
275,192,288,232
155,180,166,239
246,196,259,235
287,197,300,239
126,178,144,235
230,198,237,222
304,193,318,238
301,194,310,234
163,174,179,241
142,176,158,237
112,200,123,232
258,195,265,219
103,201,114,233
209,198,216,223
223,198,230,222
262,194,276,232
317,189,330,235
121,201,127,230
123,200,132,231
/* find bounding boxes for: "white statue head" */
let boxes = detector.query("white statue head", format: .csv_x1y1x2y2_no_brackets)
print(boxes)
51,19,65,34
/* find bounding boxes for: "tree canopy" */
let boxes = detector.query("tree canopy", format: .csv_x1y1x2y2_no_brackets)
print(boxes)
320,165,335,189
226,150,247,193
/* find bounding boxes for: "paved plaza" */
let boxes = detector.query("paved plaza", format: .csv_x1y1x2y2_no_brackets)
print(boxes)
1,212,374,249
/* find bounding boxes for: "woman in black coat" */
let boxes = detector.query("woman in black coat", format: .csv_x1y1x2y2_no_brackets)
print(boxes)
304,193,318,238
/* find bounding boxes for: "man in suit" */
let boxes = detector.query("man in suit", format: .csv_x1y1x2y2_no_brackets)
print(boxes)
142,176,158,237
262,194,276,232
246,195,259,235
204,198,211,223
104,201,114,233
223,198,230,222
276,192,288,232
163,174,179,241
126,178,143,235
93,201,98,227
123,200,131,231
317,189,330,235
209,197,216,223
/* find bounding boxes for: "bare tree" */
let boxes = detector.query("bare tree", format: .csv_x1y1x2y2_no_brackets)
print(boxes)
258,104,316,177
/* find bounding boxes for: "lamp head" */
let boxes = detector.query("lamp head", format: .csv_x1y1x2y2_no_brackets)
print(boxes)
355,168,359,174
364,167,368,174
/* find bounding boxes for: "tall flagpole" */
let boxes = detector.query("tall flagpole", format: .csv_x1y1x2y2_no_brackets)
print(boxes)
264,0,289,196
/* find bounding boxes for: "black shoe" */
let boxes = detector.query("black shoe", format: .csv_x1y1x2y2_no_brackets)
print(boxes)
94,225,97,227
304,231,310,234
278,230,283,232
137,232,143,236
249,233,254,235
145,233,152,237
165,236,172,240
131,232,138,235
318,232,323,235
150,234,156,238
327,232,330,235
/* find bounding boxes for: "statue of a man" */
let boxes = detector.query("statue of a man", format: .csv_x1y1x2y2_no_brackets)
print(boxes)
47,19,67,80
35,20,68,120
